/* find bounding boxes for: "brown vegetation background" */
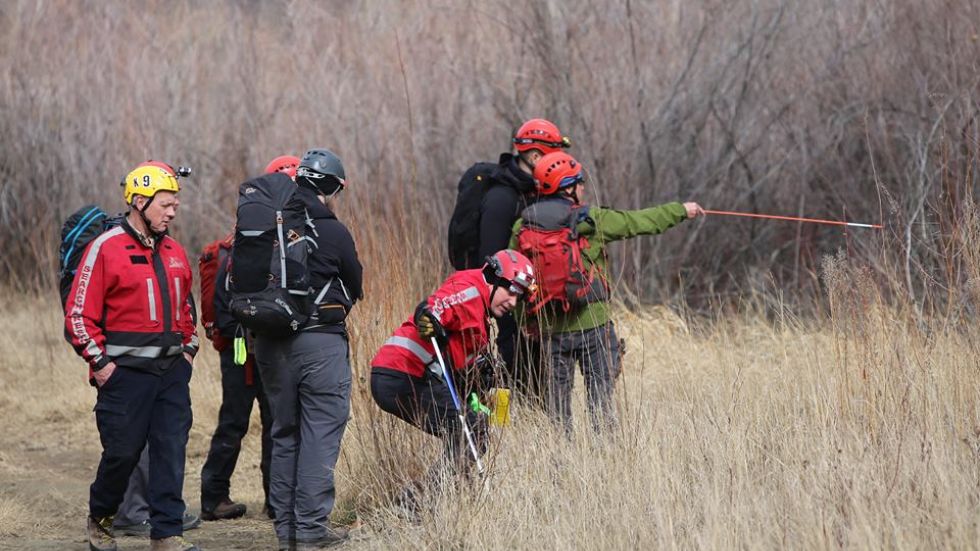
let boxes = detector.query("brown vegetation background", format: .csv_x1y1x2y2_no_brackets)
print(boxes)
3,1,980,549
1,0,978,308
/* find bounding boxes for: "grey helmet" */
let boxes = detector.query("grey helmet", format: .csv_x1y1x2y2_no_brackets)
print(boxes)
296,148,346,196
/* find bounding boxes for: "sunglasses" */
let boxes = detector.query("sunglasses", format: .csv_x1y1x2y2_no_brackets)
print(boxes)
296,167,346,187
513,136,572,149
558,173,584,189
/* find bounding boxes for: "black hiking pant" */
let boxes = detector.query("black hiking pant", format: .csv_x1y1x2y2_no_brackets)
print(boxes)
497,313,546,406
370,367,487,468
90,360,192,540
544,322,621,434
200,347,272,514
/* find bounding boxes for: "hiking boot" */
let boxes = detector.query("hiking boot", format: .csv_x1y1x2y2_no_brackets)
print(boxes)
149,535,200,551
182,512,202,530
113,519,150,537
88,515,117,551
200,498,246,521
115,512,201,537
295,527,349,549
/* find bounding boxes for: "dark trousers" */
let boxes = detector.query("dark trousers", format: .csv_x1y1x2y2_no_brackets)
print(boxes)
200,348,272,512
255,332,352,543
497,313,546,406
370,367,486,467
90,361,192,540
113,447,150,526
544,322,621,434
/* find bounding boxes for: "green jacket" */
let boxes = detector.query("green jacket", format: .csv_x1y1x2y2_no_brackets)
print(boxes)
509,199,688,334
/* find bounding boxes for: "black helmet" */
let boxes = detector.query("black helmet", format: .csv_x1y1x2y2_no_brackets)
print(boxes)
297,148,346,196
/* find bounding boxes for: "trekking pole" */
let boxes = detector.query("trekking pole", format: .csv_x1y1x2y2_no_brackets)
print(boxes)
430,337,486,475
704,209,883,229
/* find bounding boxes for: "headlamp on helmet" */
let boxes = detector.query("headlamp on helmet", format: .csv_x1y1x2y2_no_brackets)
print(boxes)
121,162,183,205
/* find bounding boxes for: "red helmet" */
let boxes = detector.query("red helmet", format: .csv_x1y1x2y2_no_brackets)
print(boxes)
485,249,536,297
138,160,176,176
136,160,190,178
513,118,570,155
533,152,583,195
265,155,301,179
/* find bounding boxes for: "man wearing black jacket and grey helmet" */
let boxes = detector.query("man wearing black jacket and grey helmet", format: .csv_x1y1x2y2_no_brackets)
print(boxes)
253,148,363,551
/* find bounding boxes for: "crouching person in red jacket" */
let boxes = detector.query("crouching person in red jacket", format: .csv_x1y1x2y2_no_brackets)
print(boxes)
370,250,536,498
66,162,201,551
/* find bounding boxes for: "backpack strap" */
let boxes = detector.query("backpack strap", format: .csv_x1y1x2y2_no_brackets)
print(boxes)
566,207,581,240
313,278,334,305
275,210,287,290
304,208,320,239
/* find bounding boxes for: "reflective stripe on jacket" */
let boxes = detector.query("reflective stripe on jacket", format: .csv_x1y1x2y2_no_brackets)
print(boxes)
371,269,490,378
65,221,199,381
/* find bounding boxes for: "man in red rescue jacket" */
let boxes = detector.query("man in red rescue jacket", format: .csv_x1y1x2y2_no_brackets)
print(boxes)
66,161,201,551
370,250,536,479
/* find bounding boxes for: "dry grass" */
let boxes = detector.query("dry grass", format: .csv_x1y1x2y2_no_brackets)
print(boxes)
2,282,980,549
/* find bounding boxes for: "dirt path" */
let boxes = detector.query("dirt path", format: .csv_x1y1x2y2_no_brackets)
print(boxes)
0,428,286,551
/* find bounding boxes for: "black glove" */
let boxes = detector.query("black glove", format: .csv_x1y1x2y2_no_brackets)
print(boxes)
473,352,501,391
414,301,447,342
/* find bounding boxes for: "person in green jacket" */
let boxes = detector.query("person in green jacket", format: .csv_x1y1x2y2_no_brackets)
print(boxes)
509,152,703,433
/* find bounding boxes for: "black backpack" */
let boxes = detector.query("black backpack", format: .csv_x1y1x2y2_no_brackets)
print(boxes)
58,205,123,309
229,173,315,336
447,162,498,270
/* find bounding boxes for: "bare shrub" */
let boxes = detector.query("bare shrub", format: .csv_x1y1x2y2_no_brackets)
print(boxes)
0,0,977,313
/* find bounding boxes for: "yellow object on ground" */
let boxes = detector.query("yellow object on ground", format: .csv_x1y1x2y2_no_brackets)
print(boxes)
491,388,511,426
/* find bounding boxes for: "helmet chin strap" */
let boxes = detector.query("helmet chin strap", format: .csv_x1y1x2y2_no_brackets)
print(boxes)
488,284,503,317
134,195,164,240
320,185,342,201
562,187,581,204
517,152,536,174
484,271,505,317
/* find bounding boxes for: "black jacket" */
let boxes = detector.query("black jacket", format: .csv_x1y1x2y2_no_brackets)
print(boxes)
474,153,536,266
298,186,363,334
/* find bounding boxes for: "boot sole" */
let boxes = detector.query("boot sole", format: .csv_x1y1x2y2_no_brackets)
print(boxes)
200,508,247,521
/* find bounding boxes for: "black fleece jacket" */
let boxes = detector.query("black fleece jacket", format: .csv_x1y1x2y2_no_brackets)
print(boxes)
472,153,536,267
298,186,363,334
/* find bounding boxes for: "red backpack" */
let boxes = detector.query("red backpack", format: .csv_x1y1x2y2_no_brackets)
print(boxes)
198,233,234,351
516,201,607,315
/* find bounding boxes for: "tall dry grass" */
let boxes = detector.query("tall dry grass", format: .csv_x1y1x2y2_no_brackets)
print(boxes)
3,264,980,548
4,204,980,549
